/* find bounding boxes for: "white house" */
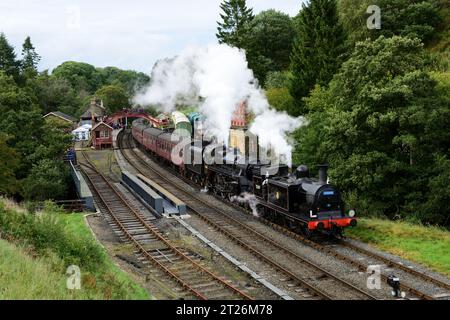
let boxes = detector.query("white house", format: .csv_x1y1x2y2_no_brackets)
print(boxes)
72,124,92,141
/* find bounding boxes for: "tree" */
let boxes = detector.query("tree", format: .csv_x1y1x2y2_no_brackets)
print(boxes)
52,61,102,93
98,67,150,96
21,36,41,76
28,122,73,165
290,0,347,111
265,71,291,89
418,154,450,224
1,109,45,178
0,33,20,81
95,84,130,114
266,88,297,116
376,0,441,42
30,71,80,115
0,71,33,114
293,36,450,223
216,0,254,48
337,0,372,46
22,159,69,201
338,0,442,46
0,134,19,195
244,10,296,84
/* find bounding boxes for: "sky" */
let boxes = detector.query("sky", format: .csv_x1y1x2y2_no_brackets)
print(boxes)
0,0,306,74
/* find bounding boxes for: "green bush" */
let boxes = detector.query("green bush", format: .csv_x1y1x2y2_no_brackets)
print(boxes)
22,159,69,201
0,201,105,272
293,37,450,225
0,200,149,299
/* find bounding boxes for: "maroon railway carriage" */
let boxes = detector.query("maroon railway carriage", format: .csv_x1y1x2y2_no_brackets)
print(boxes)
139,125,185,168
143,127,163,154
132,121,147,146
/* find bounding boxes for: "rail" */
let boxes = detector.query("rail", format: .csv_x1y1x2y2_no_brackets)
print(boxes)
118,131,380,300
79,151,252,300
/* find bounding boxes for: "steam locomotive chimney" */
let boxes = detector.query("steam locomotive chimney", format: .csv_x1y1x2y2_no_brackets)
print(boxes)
318,164,328,184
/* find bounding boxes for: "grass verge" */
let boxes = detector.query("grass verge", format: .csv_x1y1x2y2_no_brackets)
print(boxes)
0,198,150,299
346,218,450,277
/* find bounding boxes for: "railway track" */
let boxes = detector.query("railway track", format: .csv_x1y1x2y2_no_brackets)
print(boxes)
118,131,379,300
203,168,450,300
78,152,253,300
257,218,450,300
130,133,449,300
338,240,450,291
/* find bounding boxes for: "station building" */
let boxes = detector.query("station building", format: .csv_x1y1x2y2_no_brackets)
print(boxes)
91,122,113,150
43,111,77,131
80,97,106,126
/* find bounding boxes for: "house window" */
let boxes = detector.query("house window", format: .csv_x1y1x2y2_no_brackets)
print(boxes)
100,130,109,138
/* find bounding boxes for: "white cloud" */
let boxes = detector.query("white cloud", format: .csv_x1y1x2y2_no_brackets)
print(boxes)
0,0,304,72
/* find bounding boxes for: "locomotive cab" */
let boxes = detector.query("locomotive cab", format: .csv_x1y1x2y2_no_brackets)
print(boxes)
298,168,357,234
300,182,345,218
315,187,344,218
261,164,357,236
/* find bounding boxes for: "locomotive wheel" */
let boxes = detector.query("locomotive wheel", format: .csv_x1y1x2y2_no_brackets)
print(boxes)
263,208,276,224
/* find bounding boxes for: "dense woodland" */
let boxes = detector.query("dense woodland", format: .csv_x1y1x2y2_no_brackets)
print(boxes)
0,34,150,202
0,0,449,225
216,0,450,225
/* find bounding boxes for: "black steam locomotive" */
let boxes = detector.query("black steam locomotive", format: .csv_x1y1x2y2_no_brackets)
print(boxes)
132,119,357,236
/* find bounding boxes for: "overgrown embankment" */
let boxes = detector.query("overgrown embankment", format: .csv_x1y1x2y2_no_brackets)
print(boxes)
347,218,450,277
0,199,149,299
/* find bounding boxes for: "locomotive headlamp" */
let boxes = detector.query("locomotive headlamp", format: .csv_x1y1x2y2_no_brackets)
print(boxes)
349,209,356,217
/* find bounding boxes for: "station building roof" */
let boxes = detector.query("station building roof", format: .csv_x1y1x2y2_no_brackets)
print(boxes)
44,111,77,123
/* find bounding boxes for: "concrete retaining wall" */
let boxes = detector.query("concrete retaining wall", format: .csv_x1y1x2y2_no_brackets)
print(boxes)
122,170,163,214
69,161,95,211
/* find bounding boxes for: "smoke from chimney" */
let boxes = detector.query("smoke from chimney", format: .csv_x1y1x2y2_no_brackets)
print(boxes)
133,44,306,166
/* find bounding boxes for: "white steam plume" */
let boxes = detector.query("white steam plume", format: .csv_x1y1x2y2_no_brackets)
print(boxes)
231,193,260,217
134,44,305,166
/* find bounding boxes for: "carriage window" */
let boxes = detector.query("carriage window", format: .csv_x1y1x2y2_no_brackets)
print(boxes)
268,184,288,210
